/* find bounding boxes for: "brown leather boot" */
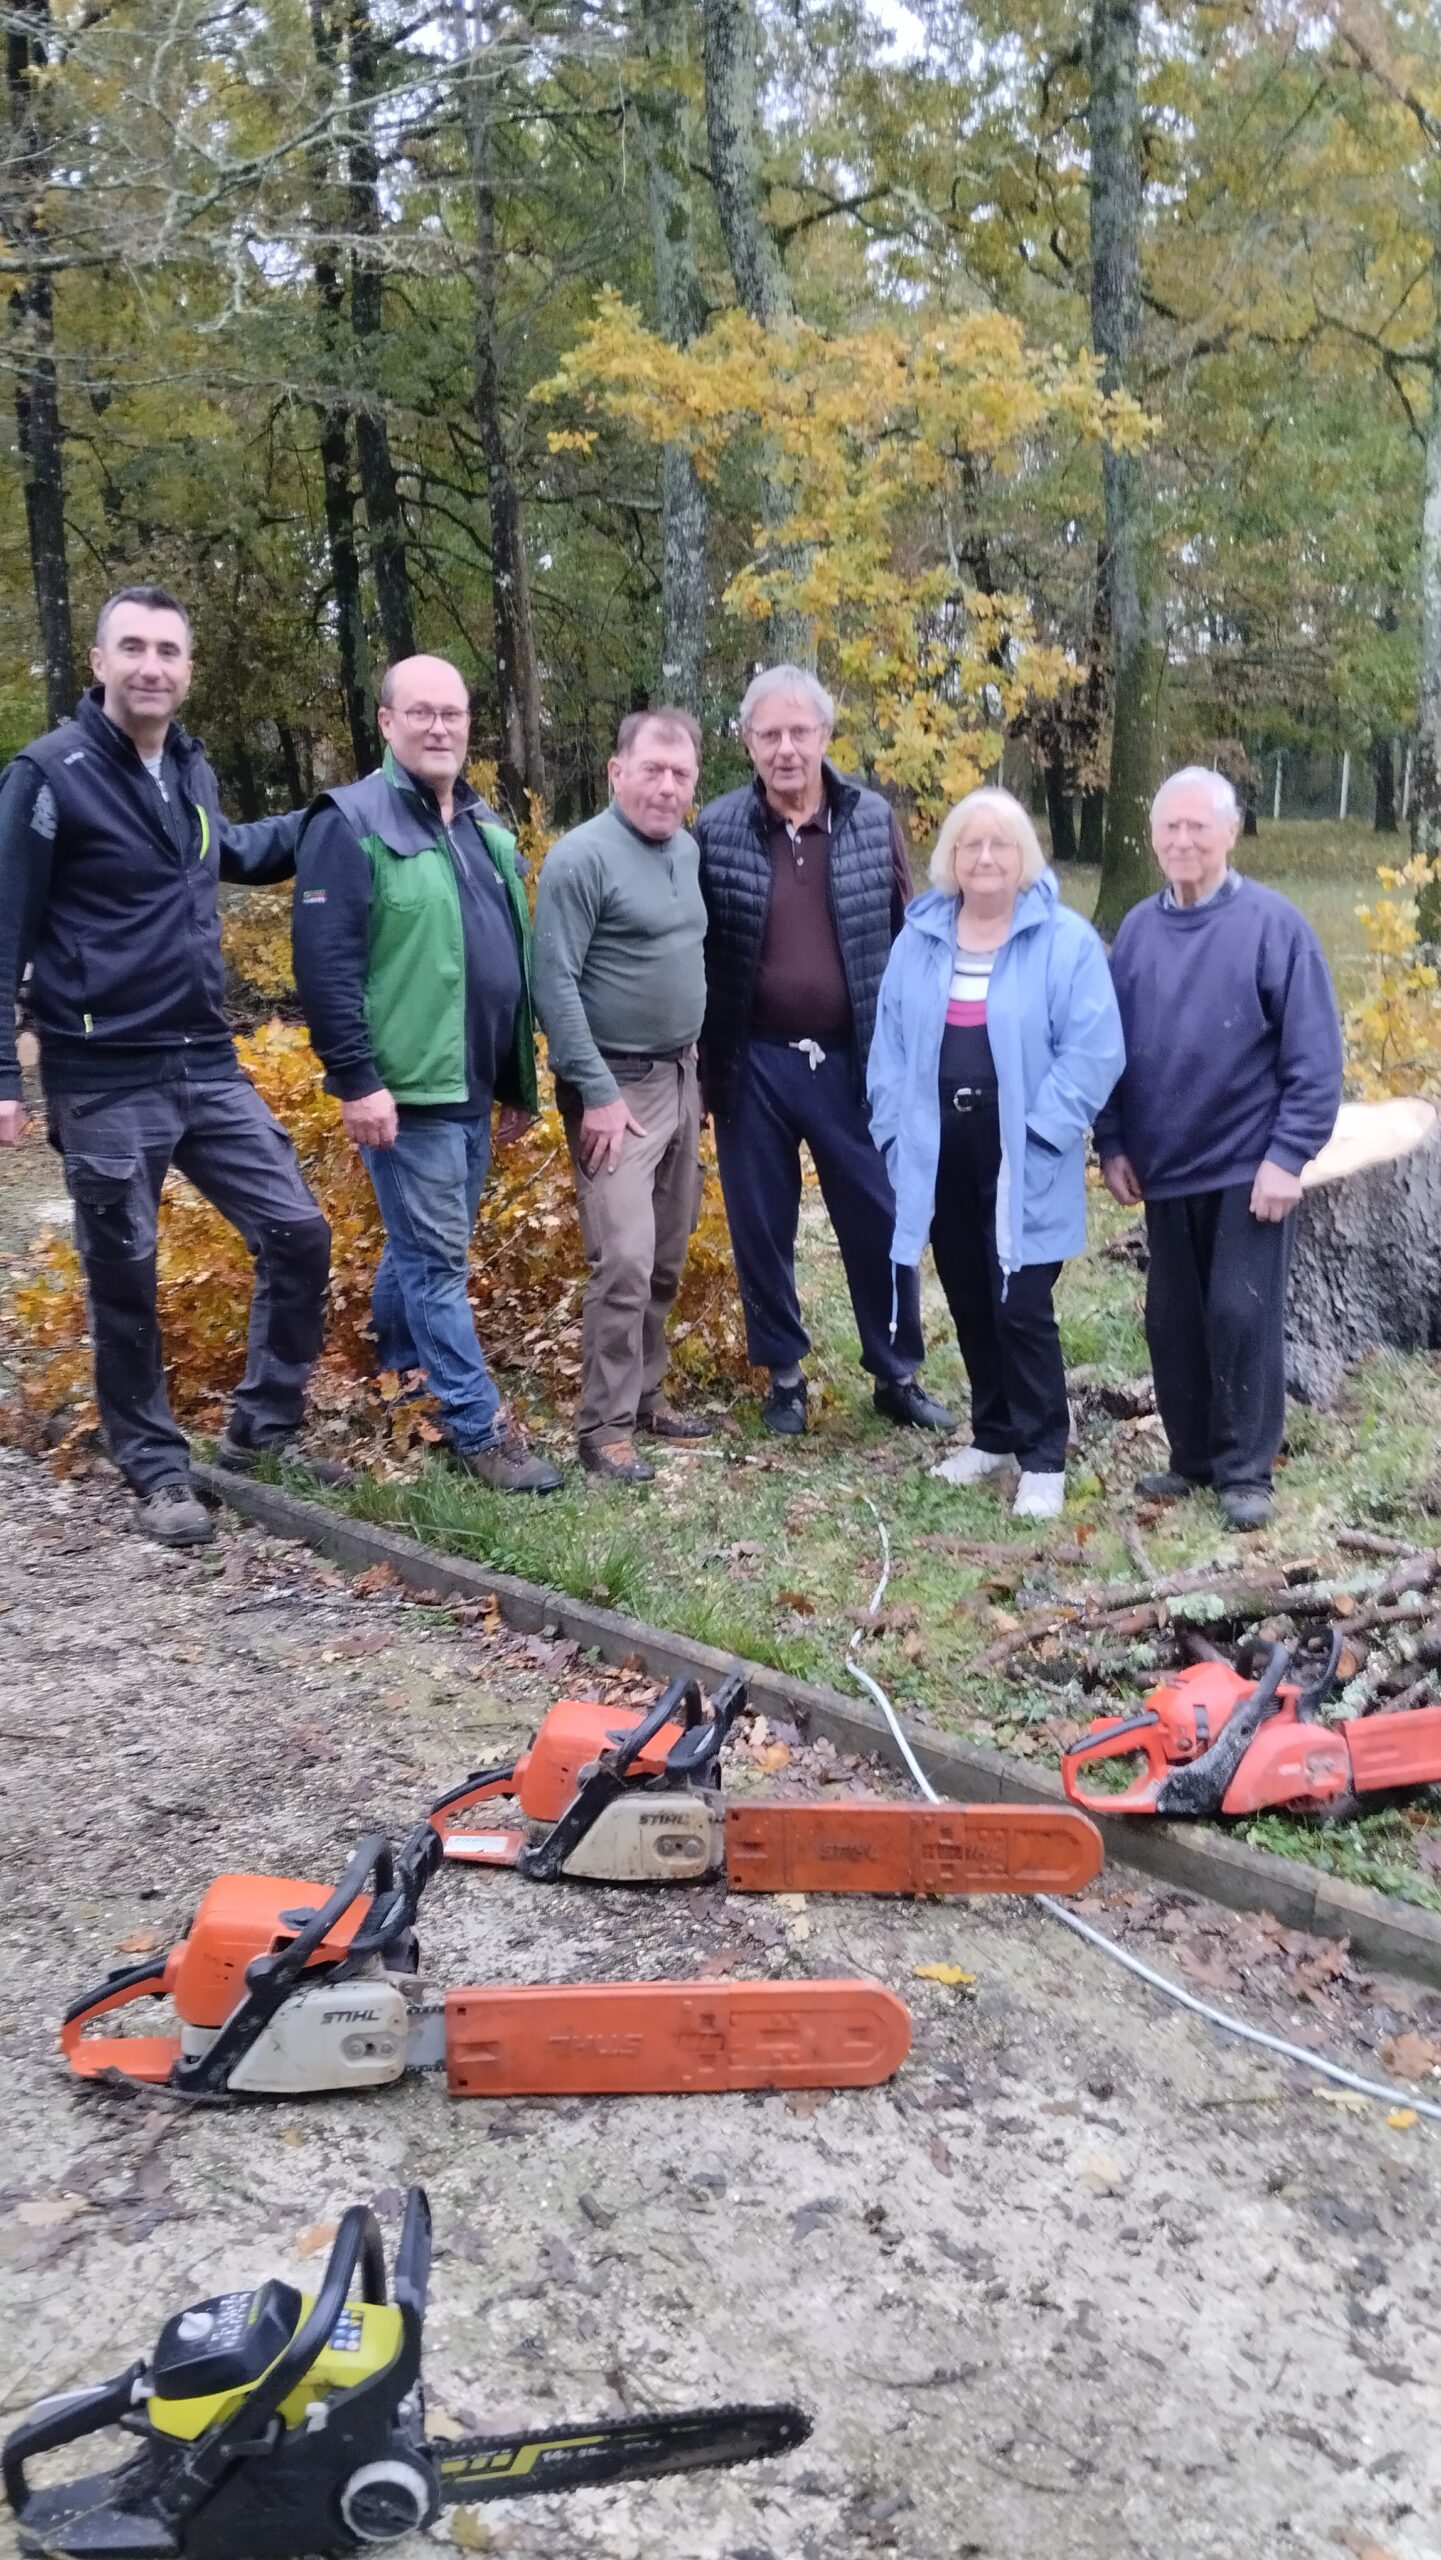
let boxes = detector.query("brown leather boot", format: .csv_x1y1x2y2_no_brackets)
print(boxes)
579,1438,656,1484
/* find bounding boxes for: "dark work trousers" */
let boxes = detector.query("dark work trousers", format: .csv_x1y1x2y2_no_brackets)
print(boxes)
712,1038,923,1384
928,1098,1068,1470
48,1076,331,1497
1144,1185,1293,1492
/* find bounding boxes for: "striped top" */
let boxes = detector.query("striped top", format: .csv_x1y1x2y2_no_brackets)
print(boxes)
946,946,996,1026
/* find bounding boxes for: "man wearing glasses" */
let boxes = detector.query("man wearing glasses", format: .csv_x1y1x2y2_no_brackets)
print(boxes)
293,654,561,1493
696,665,953,1438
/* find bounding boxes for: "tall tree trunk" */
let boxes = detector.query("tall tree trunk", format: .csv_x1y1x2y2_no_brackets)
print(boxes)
1372,732,1398,834
465,46,546,814
1089,0,1163,934
1414,230,1441,947
701,0,811,668
347,0,416,665
636,0,707,715
309,0,375,775
1041,740,1078,863
1076,549,1108,868
4,0,75,724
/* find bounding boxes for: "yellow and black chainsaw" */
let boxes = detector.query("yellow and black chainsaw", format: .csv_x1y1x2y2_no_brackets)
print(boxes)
2,2189,809,2559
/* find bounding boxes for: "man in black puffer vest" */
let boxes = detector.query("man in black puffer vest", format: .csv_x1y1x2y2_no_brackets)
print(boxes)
0,587,333,1548
696,666,953,1437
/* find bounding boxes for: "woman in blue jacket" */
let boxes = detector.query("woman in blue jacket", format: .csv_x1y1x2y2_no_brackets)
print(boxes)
868,787,1124,1518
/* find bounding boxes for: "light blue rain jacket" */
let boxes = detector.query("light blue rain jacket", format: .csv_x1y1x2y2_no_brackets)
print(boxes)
867,870,1125,1278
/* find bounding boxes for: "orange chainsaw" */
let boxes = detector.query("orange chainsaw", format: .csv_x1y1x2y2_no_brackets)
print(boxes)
61,1827,911,2102
431,1671,1104,1898
1061,1634,1441,1818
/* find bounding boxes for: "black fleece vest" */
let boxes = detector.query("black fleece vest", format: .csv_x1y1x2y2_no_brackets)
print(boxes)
696,770,895,1117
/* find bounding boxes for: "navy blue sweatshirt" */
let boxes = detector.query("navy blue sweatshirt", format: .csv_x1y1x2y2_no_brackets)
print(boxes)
1093,875,1343,1198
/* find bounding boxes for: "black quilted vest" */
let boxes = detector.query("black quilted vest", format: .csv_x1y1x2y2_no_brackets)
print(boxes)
696,767,896,1117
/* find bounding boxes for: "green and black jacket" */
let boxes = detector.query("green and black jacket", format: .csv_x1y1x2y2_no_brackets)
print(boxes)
293,748,536,1113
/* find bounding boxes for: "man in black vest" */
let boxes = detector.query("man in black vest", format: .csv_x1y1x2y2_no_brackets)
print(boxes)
0,586,332,1547
696,665,953,1436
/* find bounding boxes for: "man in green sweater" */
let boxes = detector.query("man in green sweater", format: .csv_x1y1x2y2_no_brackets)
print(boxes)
533,710,709,1482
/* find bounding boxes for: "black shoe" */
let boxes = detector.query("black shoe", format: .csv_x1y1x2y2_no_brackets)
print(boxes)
578,1437,656,1484
212,1430,352,1491
451,1431,564,1495
637,1403,713,1441
1218,1486,1273,1533
1135,1469,1207,1500
762,1377,808,1436
873,1377,956,1431
138,1482,215,1548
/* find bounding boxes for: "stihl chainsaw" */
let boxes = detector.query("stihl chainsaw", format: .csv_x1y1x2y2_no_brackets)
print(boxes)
61,1827,910,2100
433,1670,1103,1896
2,2187,809,2558
1061,1633,1441,1818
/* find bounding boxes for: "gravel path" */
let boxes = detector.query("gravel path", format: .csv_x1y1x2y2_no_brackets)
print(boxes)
2,1439,1439,2560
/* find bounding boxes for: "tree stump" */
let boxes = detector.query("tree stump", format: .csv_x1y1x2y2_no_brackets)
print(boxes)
1285,1097,1441,1403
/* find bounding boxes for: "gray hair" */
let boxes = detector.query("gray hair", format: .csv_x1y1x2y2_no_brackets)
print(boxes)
737,664,835,734
1151,767,1240,826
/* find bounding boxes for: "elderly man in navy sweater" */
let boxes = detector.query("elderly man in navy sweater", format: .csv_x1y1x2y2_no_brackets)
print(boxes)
1095,769,1343,1531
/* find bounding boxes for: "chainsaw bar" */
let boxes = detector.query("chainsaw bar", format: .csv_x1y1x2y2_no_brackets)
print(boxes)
724,1799,1103,1896
434,2400,811,2503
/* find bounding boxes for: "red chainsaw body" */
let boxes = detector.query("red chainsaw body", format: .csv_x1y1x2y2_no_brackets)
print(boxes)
167,1872,372,2028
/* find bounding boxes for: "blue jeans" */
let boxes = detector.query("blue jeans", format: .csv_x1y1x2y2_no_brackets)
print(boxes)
361,1116,502,1453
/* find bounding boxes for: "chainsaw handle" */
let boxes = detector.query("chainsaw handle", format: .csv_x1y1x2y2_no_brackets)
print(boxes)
609,1676,702,1774
251,1833,396,1989
61,1954,169,2036
188,2207,386,2486
1060,1713,1171,1812
665,1672,751,1780
427,1759,519,1829
3,2365,147,2521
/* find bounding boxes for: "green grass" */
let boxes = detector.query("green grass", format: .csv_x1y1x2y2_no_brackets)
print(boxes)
305,815,1440,1910
323,1165,1441,1913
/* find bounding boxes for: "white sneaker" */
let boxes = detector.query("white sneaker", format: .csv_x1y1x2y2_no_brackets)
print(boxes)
930,1444,1014,1486
1013,1470,1066,1519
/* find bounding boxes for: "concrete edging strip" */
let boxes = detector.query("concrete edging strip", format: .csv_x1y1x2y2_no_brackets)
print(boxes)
193,1463,1441,1990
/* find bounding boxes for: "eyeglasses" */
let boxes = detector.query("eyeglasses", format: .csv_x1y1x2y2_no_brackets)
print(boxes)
397,705,470,730
750,723,822,749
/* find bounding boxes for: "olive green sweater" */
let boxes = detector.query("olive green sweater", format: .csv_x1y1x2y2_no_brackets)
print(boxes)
532,805,706,1106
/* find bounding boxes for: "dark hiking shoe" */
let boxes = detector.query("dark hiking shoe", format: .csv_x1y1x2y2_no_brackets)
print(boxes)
579,1438,656,1485
762,1376,809,1436
138,1482,215,1548
1218,1487,1274,1533
1135,1469,1207,1500
452,1432,563,1495
637,1402,712,1441
212,1431,352,1490
873,1377,956,1432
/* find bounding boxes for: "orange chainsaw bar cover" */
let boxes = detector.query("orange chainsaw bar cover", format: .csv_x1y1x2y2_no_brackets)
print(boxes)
443,1979,910,2096
724,1800,1103,1896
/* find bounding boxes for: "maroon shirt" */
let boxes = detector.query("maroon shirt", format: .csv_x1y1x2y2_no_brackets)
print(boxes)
750,791,914,1043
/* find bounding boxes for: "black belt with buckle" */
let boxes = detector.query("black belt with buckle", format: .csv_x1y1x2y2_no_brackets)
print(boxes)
944,1084,998,1114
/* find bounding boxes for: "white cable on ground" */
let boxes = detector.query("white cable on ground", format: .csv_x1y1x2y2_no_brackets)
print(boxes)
843,1496,1441,2128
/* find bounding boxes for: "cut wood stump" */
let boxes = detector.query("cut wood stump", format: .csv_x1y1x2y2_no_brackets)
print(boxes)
1285,1097,1441,1404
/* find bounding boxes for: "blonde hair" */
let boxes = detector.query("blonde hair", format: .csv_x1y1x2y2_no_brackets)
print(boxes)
929,787,1046,894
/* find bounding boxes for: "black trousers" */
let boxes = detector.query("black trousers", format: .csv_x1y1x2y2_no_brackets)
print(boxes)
49,1075,331,1496
713,1039,923,1384
929,1099,1067,1471
1144,1185,1292,1493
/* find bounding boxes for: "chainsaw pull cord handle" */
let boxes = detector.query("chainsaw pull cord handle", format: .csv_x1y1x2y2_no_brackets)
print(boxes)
174,2206,387,2508
1152,1641,1292,1818
609,1676,702,1777
3,2365,148,2522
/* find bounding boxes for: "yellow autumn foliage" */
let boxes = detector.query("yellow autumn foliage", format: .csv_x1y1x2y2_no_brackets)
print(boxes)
7,1023,752,1446
539,295,1151,825
1348,854,1441,1097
